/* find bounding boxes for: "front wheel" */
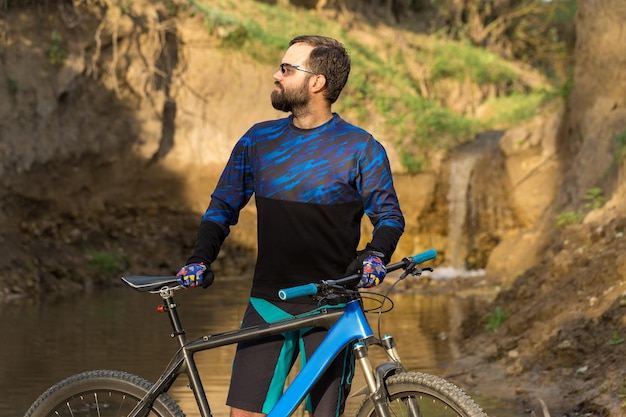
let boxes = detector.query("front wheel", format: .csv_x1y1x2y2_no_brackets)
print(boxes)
25,369,185,417
356,372,487,417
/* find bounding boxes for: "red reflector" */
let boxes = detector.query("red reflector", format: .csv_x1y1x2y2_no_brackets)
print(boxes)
157,305,166,313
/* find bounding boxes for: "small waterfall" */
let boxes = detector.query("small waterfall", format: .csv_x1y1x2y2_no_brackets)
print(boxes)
433,133,504,279
447,153,479,269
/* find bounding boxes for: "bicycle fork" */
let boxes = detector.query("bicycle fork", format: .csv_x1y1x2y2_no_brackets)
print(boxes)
354,334,422,417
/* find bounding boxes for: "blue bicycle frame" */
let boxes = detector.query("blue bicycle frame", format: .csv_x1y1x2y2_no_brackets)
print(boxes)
123,249,437,417
268,299,372,417
123,286,370,417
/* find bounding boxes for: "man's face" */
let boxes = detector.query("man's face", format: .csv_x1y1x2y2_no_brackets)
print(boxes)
271,43,315,113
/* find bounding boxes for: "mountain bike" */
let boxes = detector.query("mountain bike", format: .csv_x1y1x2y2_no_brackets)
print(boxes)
25,249,488,417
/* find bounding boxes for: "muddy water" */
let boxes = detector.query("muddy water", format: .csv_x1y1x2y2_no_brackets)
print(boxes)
3,277,522,417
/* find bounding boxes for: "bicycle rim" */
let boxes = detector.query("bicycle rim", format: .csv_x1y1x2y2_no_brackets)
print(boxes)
25,369,185,417
356,372,488,417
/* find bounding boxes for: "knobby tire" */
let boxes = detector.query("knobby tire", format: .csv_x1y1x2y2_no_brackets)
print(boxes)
25,369,185,417
355,372,488,417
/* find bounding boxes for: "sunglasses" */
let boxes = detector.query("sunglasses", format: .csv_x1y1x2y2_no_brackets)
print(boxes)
279,63,316,75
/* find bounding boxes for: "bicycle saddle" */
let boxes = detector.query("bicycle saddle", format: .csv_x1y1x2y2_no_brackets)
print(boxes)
121,275,179,292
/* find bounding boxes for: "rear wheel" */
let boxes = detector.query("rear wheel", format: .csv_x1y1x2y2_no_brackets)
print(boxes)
25,369,185,417
356,372,487,417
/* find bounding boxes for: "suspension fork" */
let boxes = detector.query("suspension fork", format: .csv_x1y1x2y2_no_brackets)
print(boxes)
354,338,396,417
354,335,422,417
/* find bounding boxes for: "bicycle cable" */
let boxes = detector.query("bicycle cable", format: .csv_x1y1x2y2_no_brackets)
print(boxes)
364,263,433,339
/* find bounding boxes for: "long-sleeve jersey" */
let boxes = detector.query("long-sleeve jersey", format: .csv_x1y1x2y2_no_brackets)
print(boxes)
190,113,404,302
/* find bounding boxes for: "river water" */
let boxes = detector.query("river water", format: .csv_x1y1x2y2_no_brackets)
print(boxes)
2,276,523,417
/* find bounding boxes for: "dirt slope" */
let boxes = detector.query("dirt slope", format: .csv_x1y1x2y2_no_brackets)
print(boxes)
447,2,626,415
1,1,626,416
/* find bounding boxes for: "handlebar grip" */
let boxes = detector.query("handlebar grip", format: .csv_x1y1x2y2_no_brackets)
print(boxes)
278,283,319,300
409,249,437,264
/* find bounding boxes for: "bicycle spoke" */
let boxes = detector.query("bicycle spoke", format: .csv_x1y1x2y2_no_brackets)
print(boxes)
356,373,487,417
388,393,469,417
41,389,160,416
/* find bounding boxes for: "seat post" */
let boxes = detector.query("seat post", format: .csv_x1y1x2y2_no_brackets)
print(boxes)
158,287,188,348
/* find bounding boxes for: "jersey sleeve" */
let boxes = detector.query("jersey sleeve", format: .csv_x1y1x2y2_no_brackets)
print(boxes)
187,135,255,265
356,137,405,260
202,136,255,228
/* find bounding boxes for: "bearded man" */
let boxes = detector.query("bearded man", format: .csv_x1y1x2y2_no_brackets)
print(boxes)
177,35,405,417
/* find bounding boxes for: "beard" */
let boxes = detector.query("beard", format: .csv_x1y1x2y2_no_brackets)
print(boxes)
271,80,310,113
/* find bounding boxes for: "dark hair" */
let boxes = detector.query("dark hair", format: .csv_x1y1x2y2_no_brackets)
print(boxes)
289,35,351,104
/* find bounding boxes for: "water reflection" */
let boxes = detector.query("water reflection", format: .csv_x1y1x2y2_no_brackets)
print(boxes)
2,277,521,417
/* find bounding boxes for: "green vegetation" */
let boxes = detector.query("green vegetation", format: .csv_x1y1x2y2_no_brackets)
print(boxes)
615,129,626,161
186,0,560,172
85,247,128,277
434,0,577,81
400,150,426,173
485,306,508,333
48,31,67,66
556,187,605,227
618,381,626,408
480,93,548,129
583,187,604,210
7,77,18,104
7,77,17,95
118,0,132,15
556,210,585,227
606,330,625,346
430,42,518,86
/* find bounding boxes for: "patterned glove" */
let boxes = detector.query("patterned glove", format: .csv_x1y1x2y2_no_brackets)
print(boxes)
176,263,208,288
358,253,387,288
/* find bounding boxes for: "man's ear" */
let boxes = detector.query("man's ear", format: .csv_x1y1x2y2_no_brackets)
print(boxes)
310,74,326,92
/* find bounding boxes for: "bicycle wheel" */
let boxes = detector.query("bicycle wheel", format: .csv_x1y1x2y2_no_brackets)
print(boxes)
25,369,185,417
355,372,487,417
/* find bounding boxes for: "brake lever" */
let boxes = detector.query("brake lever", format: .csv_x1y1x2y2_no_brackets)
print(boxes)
315,282,358,306
398,265,433,281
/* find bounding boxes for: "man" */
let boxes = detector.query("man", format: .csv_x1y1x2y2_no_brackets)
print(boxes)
177,35,405,417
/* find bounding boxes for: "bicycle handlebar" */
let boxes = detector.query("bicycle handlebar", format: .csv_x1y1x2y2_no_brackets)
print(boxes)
408,248,437,265
278,249,437,301
122,249,436,296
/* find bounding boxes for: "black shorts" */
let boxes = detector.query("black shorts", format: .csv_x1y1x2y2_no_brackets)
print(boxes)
226,299,355,417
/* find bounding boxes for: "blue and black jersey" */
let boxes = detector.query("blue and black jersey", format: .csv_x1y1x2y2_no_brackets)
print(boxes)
190,113,404,302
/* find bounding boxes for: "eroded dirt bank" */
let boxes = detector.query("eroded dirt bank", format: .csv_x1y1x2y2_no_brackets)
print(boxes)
1,1,626,416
